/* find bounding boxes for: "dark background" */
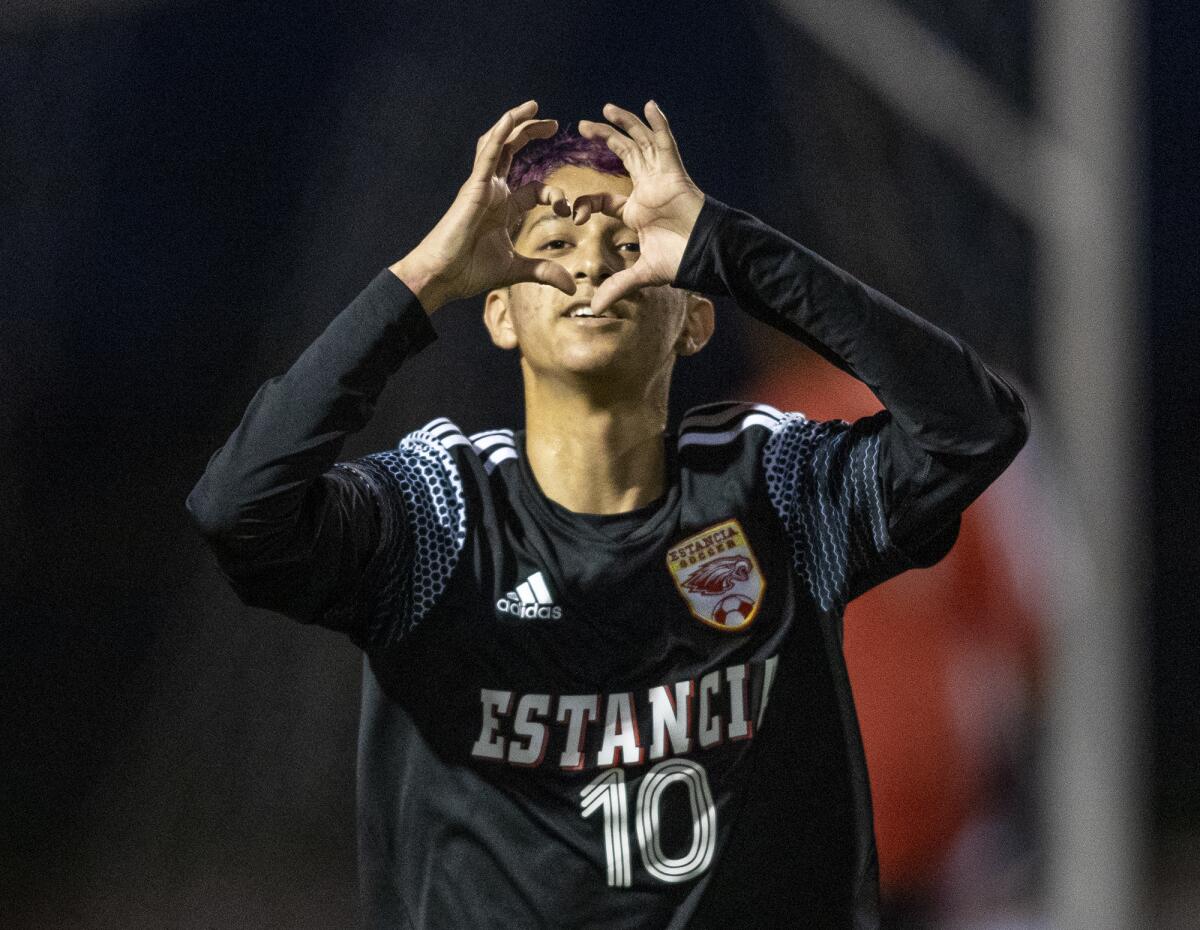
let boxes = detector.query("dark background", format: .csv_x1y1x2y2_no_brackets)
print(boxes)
2,0,1194,925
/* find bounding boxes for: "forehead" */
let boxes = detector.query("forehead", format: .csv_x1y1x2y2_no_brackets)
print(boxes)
515,165,633,238
542,164,632,199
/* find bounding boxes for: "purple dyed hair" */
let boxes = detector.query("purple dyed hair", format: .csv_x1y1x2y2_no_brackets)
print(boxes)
506,124,626,189
506,125,628,239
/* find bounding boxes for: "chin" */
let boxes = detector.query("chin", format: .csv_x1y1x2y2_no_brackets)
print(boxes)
553,342,627,373
564,357,619,377
522,338,661,386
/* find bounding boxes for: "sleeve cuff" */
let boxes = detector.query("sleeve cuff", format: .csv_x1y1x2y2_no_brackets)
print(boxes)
365,267,439,357
673,194,734,296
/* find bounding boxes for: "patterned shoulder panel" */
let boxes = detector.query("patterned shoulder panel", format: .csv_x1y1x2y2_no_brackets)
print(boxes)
762,412,897,613
326,417,469,648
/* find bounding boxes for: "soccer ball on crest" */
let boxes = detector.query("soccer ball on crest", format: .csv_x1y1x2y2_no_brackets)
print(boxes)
713,593,755,627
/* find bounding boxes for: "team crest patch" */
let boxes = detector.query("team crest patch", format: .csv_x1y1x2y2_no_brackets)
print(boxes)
667,518,765,632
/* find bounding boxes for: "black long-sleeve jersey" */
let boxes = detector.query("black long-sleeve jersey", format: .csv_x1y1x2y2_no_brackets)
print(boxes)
186,194,1029,929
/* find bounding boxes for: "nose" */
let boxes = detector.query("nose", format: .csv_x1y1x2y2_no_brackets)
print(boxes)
571,237,623,285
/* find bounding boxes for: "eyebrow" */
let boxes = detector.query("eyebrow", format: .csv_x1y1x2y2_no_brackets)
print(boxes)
526,213,570,233
519,211,630,239
512,211,558,241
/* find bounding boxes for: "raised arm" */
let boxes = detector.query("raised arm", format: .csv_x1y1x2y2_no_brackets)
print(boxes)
578,100,1029,607
684,193,1027,559
185,100,582,643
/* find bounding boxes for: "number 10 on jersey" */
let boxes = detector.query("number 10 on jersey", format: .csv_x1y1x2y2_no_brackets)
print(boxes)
580,759,717,886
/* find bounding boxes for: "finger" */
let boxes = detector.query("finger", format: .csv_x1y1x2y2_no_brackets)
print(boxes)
602,101,654,156
496,118,558,180
485,100,539,152
507,254,576,295
643,99,683,162
506,117,557,146
577,119,629,152
473,100,539,181
511,180,571,217
570,191,629,225
590,262,655,315
578,119,644,176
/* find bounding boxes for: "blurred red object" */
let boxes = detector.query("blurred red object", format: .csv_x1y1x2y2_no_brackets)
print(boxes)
747,346,1043,897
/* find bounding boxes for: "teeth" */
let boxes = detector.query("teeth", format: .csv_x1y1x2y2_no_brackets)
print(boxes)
570,306,599,318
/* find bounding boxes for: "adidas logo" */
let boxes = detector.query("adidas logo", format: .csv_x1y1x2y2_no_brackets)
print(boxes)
496,571,563,620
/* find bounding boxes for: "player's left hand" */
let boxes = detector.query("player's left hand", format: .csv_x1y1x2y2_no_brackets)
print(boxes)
576,100,705,315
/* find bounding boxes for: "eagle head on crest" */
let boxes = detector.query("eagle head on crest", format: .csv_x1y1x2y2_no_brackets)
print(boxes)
682,555,753,596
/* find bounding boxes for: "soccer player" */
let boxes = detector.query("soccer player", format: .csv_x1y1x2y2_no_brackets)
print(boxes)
186,99,1029,928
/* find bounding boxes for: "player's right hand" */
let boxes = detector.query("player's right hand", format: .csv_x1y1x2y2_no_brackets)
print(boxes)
390,100,577,312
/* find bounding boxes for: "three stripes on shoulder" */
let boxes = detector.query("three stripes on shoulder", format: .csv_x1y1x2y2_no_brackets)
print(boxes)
413,402,804,474
416,419,517,475
676,401,796,450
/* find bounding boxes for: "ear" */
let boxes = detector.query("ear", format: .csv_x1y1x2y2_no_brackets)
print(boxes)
674,292,715,357
484,287,520,350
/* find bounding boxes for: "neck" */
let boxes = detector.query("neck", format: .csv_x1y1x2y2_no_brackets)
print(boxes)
522,368,670,515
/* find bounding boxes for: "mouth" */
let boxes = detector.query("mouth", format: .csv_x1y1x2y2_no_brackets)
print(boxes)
560,299,628,322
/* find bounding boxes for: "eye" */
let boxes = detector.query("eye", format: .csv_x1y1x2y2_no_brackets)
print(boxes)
540,239,570,250
618,242,640,253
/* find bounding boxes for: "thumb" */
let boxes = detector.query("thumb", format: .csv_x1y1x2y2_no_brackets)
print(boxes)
591,262,653,315
506,254,577,295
